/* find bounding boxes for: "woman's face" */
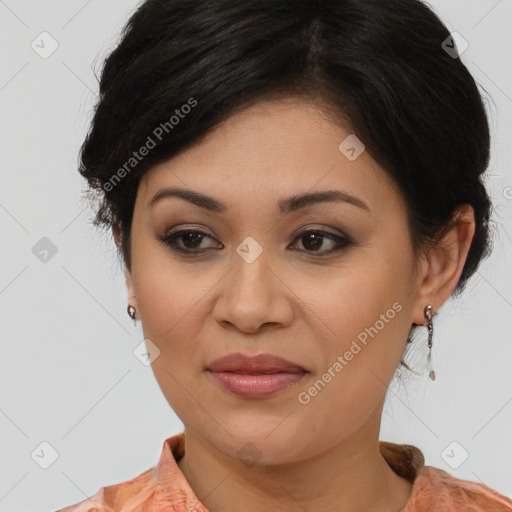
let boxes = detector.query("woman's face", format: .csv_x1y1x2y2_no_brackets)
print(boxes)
124,98,428,464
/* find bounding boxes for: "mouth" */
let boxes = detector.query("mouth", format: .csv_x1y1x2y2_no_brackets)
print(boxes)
206,369,307,398
205,353,308,399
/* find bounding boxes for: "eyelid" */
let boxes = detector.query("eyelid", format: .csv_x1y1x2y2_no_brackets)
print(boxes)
163,223,214,236
292,224,345,238
164,223,346,241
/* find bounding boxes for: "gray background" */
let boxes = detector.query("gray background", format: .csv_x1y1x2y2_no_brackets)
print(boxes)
0,1,511,510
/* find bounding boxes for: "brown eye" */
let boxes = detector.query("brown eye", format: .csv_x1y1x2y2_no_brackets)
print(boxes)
158,227,352,257
159,229,221,254
290,229,352,254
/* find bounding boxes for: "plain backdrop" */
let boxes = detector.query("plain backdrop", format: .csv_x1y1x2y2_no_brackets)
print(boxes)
0,1,511,510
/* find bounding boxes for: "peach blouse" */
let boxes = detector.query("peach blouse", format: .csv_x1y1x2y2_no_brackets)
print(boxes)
57,432,512,511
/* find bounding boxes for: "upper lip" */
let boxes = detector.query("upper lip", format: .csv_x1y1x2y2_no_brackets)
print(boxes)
206,352,306,374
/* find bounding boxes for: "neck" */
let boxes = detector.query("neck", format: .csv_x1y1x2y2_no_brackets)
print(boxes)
177,426,413,512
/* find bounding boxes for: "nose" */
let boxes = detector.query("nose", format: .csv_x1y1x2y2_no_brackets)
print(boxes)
212,247,294,334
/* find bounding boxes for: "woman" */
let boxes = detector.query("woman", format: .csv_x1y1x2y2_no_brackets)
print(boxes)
58,0,512,510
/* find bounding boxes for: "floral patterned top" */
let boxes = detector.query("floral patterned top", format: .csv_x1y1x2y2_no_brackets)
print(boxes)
57,432,512,511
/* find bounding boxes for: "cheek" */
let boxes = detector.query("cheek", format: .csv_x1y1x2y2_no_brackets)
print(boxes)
131,237,211,340
317,261,406,337
133,259,209,416
296,274,409,447
309,254,412,393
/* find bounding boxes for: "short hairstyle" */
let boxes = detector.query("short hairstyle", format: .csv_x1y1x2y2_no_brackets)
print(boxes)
78,0,494,373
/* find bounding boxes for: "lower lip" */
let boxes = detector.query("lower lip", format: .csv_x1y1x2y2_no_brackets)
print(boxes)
207,370,306,398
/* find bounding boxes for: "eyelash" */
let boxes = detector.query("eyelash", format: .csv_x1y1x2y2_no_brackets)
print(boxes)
157,227,353,257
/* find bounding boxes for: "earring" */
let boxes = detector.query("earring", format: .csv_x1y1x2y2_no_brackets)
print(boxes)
127,295,136,326
424,304,436,381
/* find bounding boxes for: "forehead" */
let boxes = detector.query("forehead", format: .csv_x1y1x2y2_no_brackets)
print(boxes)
138,98,404,216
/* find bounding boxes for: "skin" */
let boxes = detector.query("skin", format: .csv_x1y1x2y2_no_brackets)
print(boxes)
114,97,475,512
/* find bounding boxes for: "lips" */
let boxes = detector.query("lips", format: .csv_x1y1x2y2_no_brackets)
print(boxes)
206,352,308,398
206,352,306,374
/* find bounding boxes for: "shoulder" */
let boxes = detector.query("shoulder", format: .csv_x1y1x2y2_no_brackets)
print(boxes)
379,440,512,511
407,464,512,511
55,467,164,511
56,434,191,512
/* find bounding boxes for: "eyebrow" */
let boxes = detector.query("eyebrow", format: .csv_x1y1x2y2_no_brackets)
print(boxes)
149,186,370,214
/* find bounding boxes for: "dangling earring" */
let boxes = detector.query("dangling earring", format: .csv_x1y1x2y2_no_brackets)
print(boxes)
424,304,436,381
127,295,136,326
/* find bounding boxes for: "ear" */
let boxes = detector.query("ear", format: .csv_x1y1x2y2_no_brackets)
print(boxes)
112,223,136,303
411,204,475,325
